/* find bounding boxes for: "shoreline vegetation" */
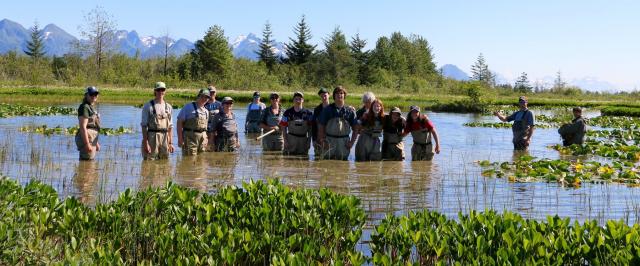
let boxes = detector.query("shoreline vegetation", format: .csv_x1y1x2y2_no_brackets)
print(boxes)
2,177,640,264
3,86,640,116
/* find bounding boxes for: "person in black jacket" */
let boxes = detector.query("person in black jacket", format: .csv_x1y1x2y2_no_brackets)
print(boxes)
558,107,587,146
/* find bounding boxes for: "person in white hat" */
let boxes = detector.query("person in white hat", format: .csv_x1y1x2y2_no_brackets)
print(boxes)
141,82,174,160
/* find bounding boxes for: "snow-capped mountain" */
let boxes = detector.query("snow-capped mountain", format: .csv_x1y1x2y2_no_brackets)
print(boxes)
231,33,286,60
439,64,469,81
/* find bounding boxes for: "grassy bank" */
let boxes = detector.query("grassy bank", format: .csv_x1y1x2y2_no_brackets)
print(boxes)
1,86,640,113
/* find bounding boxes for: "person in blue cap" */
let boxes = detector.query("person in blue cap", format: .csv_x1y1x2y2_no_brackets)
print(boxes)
75,86,101,160
494,96,536,150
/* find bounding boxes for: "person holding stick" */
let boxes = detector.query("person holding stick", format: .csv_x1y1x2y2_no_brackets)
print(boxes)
259,92,284,151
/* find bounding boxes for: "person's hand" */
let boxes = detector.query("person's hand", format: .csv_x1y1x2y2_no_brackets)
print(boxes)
493,111,501,116
178,139,184,148
435,144,441,154
346,139,355,149
95,143,100,152
526,139,531,145
168,144,175,153
84,145,94,153
144,141,151,154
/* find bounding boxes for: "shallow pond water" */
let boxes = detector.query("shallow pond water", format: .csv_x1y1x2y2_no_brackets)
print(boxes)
0,103,639,225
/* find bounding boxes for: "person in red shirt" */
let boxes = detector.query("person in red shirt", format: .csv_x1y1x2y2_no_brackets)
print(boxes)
403,105,440,161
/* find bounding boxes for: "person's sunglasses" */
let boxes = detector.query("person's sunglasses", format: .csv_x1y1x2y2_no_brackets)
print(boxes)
155,88,166,92
89,93,99,97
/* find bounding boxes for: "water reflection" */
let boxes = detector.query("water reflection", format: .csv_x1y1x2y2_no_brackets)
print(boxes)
0,104,639,224
73,160,99,205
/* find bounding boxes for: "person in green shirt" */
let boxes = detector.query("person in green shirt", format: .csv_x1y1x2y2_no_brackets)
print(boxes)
75,86,101,160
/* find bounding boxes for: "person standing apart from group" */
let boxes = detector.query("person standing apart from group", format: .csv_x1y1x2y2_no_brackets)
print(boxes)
260,93,284,151
404,106,440,161
558,107,587,146
141,82,174,160
210,97,240,152
177,89,211,156
245,91,266,133
494,96,535,150
355,99,385,161
318,86,360,160
382,107,406,161
311,87,331,157
280,91,313,155
76,86,101,160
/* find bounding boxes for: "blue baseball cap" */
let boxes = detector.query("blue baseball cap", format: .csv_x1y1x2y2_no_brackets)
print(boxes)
85,86,99,95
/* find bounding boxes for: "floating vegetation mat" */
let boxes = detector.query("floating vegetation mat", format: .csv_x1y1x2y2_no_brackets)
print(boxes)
478,156,640,187
19,125,134,136
0,103,75,118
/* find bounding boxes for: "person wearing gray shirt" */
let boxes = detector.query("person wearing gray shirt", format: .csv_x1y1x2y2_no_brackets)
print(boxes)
141,82,174,160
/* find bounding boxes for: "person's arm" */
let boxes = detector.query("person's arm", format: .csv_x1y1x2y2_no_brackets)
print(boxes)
431,127,441,154
141,103,151,154
167,105,174,153
347,112,360,149
494,111,510,122
78,116,93,153
525,111,535,144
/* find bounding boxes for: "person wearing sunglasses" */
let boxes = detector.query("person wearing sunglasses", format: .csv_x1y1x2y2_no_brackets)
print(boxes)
141,82,174,160
177,89,211,156
75,86,101,160
494,96,536,150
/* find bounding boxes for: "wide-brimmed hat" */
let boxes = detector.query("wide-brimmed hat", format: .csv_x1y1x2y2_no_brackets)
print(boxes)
293,91,304,98
221,96,234,104
390,107,402,114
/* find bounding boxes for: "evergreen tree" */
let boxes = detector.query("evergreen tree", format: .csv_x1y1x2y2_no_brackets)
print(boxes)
24,22,46,60
322,27,353,84
350,33,371,85
407,34,437,77
470,53,494,86
257,21,277,72
285,15,316,65
514,72,533,93
191,25,233,78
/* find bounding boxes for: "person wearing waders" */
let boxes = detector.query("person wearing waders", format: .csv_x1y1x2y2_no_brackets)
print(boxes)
76,86,101,160
356,91,376,120
177,89,210,156
245,91,266,133
280,91,313,156
355,99,385,161
141,82,174,160
260,93,284,151
205,85,222,151
403,106,441,161
382,107,407,161
210,97,240,152
558,107,587,146
317,86,360,160
494,96,536,150
311,87,330,157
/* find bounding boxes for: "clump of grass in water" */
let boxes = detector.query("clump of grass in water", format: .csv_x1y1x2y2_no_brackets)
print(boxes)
20,125,134,136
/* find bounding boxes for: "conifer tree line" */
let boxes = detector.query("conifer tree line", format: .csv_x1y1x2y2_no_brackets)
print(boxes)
0,9,594,95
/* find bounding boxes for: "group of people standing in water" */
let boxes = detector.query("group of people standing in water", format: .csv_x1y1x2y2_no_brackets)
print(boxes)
74,83,586,161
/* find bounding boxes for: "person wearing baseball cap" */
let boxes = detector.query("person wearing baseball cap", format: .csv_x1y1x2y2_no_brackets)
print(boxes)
140,82,174,160
494,96,536,150
75,86,101,160
176,89,211,156
311,87,331,157
209,96,240,152
245,91,266,133
381,106,407,160
259,92,284,151
280,91,313,156
205,85,222,151
403,105,441,161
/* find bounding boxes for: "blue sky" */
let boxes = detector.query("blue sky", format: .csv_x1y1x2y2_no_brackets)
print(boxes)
3,1,638,89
